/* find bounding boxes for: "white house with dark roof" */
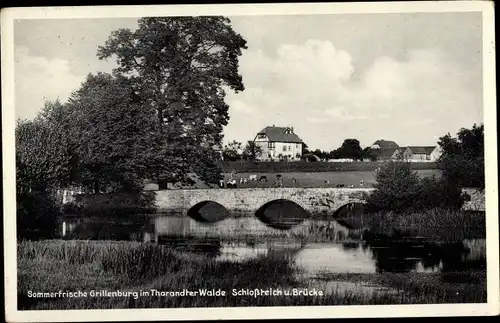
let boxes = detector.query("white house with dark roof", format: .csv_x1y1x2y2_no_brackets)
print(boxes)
253,125,304,161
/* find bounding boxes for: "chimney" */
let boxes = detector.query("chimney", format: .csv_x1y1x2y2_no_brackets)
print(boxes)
272,124,275,127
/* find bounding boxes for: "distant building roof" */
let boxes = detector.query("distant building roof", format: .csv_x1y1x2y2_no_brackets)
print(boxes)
407,146,436,155
372,139,399,149
378,148,400,158
256,126,303,143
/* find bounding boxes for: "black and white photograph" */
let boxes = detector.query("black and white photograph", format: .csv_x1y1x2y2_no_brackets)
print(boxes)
2,2,498,321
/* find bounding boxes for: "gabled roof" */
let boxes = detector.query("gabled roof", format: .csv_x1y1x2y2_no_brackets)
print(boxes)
256,126,303,143
372,139,399,149
378,148,399,158
407,146,436,155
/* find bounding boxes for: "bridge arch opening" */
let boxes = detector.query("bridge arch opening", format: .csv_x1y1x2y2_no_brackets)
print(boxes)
255,199,309,230
332,202,368,230
187,201,230,223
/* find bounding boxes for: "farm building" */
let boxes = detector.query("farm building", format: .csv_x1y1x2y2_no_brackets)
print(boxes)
253,125,304,162
377,147,406,161
374,146,441,162
402,146,442,162
371,139,399,150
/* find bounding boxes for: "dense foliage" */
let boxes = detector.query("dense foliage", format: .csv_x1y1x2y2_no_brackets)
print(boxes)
65,73,160,193
97,16,247,187
437,123,484,189
330,139,363,160
16,189,60,240
15,16,247,239
366,124,485,213
366,161,466,213
15,101,75,192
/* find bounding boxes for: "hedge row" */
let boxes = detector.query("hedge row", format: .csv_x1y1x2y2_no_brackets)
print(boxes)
216,161,438,173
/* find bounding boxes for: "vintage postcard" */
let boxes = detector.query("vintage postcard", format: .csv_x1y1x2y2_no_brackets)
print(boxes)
2,1,498,322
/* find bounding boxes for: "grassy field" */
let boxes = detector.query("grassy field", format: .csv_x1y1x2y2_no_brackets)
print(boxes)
17,239,486,309
216,161,438,173
167,169,441,189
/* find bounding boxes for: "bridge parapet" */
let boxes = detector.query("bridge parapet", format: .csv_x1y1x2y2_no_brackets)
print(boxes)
154,186,485,215
66,186,485,217
155,187,375,216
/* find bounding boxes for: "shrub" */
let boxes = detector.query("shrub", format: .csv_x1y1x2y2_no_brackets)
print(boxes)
366,161,421,213
366,161,466,213
61,191,156,217
437,123,484,190
418,176,466,210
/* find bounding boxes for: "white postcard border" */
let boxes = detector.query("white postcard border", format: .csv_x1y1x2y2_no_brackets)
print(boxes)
2,1,498,321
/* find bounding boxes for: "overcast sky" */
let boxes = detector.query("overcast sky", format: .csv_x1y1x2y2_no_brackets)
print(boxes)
14,12,483,151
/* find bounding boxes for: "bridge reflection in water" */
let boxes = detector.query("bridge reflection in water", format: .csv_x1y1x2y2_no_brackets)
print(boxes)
59,197,486,275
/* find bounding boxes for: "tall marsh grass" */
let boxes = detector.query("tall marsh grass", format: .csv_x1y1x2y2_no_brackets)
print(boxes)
17,240,486,310
364,208,485,241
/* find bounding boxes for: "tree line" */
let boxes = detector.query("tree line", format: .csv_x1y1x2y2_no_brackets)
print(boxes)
221,138,370,161
15,17,248,239
16,17,248,195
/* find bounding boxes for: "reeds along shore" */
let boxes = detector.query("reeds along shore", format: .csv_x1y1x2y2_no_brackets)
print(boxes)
363,208,486,241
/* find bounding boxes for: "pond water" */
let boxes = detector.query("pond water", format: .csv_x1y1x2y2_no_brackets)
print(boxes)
58,215,486,276
215,240,485,274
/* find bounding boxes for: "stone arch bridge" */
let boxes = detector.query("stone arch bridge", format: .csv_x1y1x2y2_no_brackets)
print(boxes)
63,187,484,242
155,187,373,219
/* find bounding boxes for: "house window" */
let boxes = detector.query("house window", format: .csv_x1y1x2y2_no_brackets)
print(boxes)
268,142,275,149
283,145,287,152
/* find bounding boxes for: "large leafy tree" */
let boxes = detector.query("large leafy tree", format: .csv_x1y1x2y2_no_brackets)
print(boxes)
331,139,363,160
361,147,380,161
437,123,484,189
96,16,247,188
15,100,75,192
15,100,74,239
65,72,160,193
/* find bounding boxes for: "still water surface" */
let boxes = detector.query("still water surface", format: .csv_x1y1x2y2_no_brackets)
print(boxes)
59,215,486,276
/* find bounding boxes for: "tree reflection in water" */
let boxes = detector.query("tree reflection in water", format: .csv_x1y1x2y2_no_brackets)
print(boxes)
359,239,485,273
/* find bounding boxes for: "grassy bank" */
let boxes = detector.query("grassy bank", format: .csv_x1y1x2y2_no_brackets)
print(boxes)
361,208,486,242
18,240,485,309
313,272,486,304
217,161,438,173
